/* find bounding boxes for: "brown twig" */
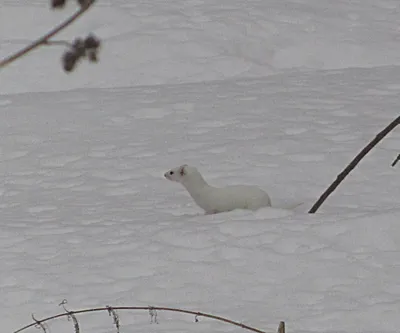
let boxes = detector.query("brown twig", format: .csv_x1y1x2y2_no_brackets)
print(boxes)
13,306,268,333
308,115,400,213
277,321,285,333
0,0,96,69
44,40,73,47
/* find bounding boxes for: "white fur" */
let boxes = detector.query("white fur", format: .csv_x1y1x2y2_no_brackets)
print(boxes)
164,164,271,214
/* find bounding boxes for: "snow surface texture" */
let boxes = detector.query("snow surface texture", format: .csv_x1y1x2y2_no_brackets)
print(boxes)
0,1,400,333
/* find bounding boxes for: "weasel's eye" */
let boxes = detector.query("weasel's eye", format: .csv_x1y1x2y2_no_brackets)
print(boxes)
169,171,174,175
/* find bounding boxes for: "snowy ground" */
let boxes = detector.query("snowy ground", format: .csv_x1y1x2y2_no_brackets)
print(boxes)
1,1,399,333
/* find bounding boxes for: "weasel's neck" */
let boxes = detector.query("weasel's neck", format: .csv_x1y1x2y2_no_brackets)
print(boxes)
181,171,210,193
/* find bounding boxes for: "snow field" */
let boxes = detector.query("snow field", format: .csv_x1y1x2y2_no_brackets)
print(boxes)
1,1,400,333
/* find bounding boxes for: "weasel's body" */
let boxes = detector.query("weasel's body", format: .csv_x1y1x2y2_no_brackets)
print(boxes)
164,164,271,214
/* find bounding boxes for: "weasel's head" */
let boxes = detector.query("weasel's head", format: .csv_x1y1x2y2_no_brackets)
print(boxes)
164,164,198,183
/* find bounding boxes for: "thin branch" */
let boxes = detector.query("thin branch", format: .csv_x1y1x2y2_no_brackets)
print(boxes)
0,0,96,69
309,115,400,213
14,306,268,333
392,153,400,167
44,40,73,47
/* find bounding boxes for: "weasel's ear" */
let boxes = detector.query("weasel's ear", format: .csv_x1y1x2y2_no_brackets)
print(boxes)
179,164,188,176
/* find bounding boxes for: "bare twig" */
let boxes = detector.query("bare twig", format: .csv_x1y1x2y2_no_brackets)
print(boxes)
0,0,96,69
14,306,268,333
392,153,400,167
309,115,400,213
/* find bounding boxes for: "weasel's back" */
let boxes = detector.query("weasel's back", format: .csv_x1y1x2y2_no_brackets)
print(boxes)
207,185,271,213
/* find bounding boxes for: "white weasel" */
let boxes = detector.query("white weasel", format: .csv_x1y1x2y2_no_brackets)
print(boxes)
164,164,271,214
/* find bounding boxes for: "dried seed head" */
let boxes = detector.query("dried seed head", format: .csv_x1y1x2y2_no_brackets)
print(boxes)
77,0,90,7
72,38,86,58
87,50,98,63
59,33,101,73
51,0,67,8
84,34,100,50
62,51,78,72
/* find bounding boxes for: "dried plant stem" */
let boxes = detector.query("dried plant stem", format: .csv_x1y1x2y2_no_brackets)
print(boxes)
107,306,120,333
44,40,73,47
309,115,400,214
14,306,268,333
0,0,96,69
277,321,285,333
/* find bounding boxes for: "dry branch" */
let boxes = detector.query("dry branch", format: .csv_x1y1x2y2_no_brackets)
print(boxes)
309,115,400,213
0,0,96,69
14,305,269,333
